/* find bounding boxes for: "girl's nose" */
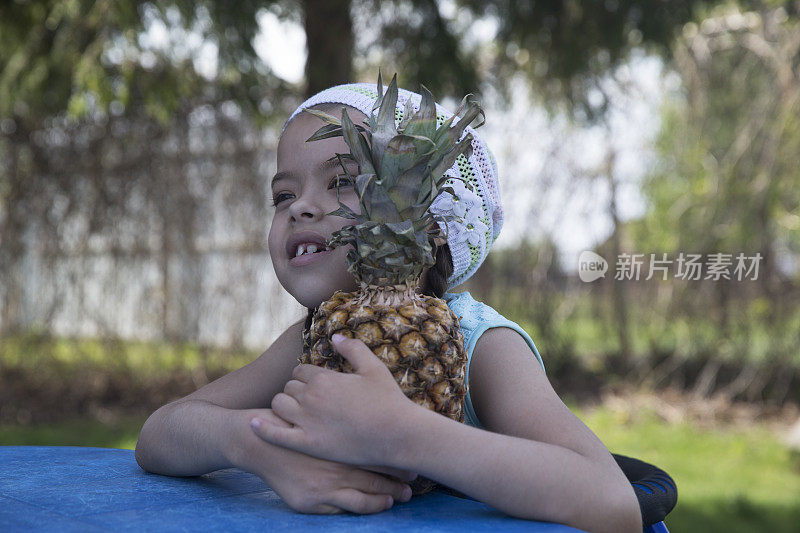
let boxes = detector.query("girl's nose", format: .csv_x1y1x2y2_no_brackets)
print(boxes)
288,192,325,221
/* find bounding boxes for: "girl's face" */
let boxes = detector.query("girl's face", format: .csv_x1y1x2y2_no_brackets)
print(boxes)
268,107,367,308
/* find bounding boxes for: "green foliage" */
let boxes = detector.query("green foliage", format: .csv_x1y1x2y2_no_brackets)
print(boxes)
358,0,740,120
637,5,800,260
621,5,800,379
0,333,260,427
0,416,145,449
0,332,255,379
3,0,769,129
0,0,294,127
455,0,729,120
472,236,800,394
355,0,482,105
490,281,800,365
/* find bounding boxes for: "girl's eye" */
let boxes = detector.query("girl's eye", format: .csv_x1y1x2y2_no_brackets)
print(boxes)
270,171,356,207
330,174,354,189
270,192,294,206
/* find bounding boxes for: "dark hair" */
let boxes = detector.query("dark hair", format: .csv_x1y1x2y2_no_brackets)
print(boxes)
303,244,453,333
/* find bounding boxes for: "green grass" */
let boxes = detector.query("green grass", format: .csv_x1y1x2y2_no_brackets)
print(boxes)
480,286,800,365
0,332,256,378
576,405,800,533
0,415,146,450
2,405,796,532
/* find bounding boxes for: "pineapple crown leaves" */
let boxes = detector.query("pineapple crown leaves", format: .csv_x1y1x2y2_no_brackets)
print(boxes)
329,220,436,286
302,71,484,285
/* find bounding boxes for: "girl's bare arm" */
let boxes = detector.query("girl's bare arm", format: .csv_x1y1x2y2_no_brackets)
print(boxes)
135,319,304,475
393,327,642,532
134,320,414,515
143,399,413,514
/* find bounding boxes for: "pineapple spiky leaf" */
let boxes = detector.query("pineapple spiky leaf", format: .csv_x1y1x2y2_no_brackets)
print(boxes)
302,108,368,143
399,97,414,130
302,107,366,131
394,158,434,208
404,85,438,144
332,153,357,174
372,69,385,115
302,107,343,126
379,134,434,191
326,204,361,220
305,123,344,142
428,135,474,186
370,74,401,179
355,173,377,217
340,108,376,178
365,177,403,223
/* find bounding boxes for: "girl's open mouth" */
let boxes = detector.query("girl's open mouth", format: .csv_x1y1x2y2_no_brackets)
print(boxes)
289,246,335,267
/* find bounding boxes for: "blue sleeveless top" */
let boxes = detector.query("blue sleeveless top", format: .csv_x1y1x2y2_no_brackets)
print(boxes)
444,291,545,428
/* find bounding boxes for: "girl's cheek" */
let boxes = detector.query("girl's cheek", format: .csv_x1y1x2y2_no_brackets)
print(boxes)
340,193,361,214
267,220,281,251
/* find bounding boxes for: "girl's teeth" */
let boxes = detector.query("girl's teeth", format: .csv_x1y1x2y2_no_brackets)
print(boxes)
295,243,327,257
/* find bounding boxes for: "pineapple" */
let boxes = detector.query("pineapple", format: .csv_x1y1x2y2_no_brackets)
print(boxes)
299,72,483,494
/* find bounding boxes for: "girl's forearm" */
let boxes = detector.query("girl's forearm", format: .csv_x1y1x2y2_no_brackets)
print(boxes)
391,407,641,533
135,400,252,476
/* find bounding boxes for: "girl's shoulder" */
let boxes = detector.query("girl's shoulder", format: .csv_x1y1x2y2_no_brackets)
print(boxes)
443,291,513,330
444,290,545,372
446,291,546,428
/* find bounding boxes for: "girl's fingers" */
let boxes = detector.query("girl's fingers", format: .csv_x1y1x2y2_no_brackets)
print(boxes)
283,379,305,398
256,409,292,428
331,334,376,374
271,392,302,422
292,363,328,383
348,469,412,502
250,414,306,450
327,488,394,514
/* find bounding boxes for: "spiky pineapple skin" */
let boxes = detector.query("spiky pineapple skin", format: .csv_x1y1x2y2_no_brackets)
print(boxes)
300,289,467,494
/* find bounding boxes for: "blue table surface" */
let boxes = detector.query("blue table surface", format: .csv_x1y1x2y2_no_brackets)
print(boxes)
1,446,584,532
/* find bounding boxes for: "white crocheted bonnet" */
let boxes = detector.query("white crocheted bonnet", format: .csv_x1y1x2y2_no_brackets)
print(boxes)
282,83,503,288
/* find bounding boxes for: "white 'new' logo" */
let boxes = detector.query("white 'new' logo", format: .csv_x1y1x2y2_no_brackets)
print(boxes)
578,251,608,282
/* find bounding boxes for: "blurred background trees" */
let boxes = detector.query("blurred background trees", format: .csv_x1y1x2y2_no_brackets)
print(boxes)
1,0,799,413
629,6,800,401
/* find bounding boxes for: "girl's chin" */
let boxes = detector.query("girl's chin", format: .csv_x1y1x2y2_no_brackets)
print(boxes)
293,283,357,309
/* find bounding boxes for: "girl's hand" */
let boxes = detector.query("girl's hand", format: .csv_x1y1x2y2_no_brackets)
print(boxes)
250,334,417,467
234,409,414,514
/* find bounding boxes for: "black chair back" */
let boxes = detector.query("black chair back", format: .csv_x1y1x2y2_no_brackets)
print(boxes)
613,454,678,527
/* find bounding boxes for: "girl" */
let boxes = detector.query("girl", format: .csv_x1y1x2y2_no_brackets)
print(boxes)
135,81,641,533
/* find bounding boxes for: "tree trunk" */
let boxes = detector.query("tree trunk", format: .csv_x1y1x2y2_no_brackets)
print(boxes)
0,130,24,335
301,0,354,98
